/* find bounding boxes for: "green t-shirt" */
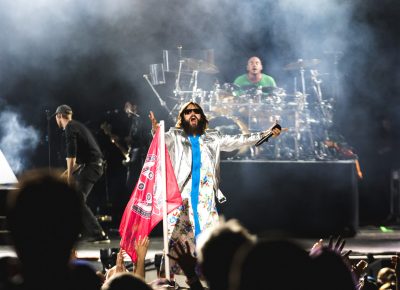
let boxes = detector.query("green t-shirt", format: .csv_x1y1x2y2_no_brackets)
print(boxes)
233,73,276,88
232,74,277,97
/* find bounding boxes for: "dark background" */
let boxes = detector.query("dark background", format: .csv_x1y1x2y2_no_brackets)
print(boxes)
0,0,399,228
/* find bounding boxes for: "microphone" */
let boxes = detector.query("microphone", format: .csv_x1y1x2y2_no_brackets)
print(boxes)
255,123,281,147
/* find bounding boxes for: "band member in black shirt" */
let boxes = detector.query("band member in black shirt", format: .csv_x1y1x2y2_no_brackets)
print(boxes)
54,104,110,243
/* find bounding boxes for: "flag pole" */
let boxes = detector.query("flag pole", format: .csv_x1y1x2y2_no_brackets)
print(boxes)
159,120,171,281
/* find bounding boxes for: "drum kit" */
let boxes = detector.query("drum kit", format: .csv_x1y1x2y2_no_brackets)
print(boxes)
144,48,336,161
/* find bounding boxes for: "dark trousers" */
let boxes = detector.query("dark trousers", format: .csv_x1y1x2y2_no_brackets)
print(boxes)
74,163,104,238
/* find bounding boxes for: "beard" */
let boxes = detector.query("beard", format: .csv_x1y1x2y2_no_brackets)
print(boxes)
182,116,204,136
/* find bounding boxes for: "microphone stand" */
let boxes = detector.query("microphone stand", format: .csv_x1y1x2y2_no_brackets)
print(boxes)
175,60,184,94
143,74,173,120
45,109,52,171
191,70,199,101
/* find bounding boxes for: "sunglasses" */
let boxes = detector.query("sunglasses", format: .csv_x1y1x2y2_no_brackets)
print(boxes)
183,108,202,115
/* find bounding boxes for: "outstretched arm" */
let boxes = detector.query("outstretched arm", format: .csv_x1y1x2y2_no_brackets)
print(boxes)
219,122,281,152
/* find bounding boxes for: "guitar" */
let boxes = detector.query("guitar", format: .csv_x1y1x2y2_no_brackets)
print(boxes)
100,122,131,165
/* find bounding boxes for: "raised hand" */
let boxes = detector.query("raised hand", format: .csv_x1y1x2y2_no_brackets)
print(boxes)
309,235,367,279
133,235,150,279
134,236,150,261
167,240,198,280
115,249,127,274
149,111,159,133
310,236,352,270
328,235,347,254
105,248,127,281
310,235,351,257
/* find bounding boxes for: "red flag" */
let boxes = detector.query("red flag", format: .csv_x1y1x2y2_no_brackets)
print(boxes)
119,128,182,262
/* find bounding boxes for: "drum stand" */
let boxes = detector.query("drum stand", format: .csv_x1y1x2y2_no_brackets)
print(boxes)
331,51,343,101
175,59,184,93
294,111,301,159
291,64,333,160
310,69,331,160
300,66,307,96
189,70,199,100
292,66,315,160
290,65,306,159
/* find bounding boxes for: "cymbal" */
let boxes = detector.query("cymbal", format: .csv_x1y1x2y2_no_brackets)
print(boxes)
182,58,219,74
284,59,321,70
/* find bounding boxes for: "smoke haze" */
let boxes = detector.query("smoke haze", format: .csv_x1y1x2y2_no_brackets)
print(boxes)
0,110,40,173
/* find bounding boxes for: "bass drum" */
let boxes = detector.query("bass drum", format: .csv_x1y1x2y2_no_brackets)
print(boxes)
208,115,251,159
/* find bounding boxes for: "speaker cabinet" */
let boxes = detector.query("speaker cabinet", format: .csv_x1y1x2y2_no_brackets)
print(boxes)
219,160,359,237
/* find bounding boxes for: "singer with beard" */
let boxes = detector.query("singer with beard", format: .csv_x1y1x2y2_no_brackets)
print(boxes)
149,101,281,274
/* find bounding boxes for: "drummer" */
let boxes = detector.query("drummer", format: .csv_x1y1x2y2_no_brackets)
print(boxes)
233,56,277,96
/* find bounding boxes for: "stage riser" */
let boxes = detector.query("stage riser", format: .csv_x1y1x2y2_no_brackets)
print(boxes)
219,161,359,237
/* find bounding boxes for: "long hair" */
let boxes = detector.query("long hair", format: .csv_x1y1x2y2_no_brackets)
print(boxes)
175,101,208,135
